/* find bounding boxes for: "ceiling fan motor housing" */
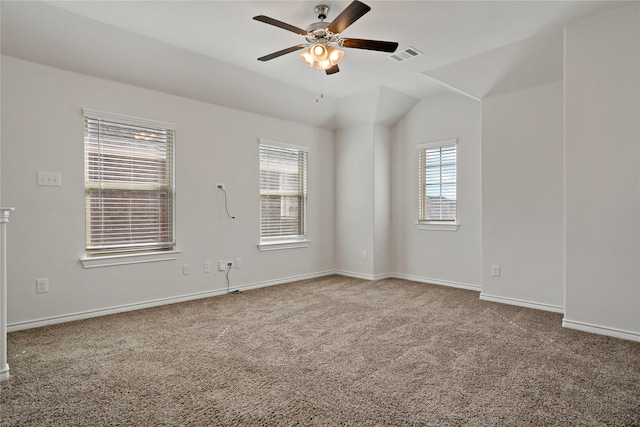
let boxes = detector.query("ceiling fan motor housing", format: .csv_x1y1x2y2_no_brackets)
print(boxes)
314,5,330,20
305,21,340,46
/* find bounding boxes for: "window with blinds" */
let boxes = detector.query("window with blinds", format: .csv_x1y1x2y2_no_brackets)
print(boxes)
84,109,176,255
259,141,308,241
418,139,457,223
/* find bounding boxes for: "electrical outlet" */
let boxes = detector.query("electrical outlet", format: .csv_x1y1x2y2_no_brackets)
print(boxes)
216,183,225,190
235,258,241,269
491,265,501,277
204,262,211,273
362,250,368,260
36,278,49,294
183,264,191,275
218,260,226,271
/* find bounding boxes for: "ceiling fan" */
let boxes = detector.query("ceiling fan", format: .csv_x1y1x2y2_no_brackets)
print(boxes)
253,0,399,75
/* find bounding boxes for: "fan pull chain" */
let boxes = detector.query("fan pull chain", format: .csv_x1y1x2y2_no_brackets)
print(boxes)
316,70,324,103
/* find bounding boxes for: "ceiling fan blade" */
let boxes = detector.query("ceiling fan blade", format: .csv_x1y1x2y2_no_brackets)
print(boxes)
327,0,371,34
257,44,307,62
341,38,399,53
325,64,340,75
253,15,309,36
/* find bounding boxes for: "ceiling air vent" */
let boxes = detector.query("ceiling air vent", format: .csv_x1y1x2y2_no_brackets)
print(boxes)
389,46,423,62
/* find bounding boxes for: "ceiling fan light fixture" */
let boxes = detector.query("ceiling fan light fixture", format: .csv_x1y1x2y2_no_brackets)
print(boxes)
310,43,328,61
300,50,315,67
327,46,344,65
255,1,398,76
316,58,333,70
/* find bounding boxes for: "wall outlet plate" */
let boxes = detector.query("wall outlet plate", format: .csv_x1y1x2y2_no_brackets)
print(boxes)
491,265,501,277
37,171,62,187
36,278,49,293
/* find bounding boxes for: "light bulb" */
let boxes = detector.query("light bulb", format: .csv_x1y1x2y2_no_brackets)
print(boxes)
326,46,344,65
299,49,314,67
309,43,328,61
316,59,332,70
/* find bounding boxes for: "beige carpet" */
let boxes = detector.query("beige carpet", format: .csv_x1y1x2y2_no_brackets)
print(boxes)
1,275,639,426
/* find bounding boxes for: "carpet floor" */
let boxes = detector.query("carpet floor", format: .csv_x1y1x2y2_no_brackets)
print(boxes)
1,275,639,426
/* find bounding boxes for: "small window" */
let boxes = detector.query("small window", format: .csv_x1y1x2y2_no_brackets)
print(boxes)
418,139,457,225
84,109,176,256
259,140,308,245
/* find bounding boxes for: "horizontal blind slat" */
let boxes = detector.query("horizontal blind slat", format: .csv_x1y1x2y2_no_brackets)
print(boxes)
85,115,175,252
259,143,307,239
418,143,457,222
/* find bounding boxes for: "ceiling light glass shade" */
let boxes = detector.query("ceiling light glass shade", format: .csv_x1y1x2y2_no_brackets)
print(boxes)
300,50,314,67
300,44,344,70
309,43,328,62
327,46,344,65
316,58,333,70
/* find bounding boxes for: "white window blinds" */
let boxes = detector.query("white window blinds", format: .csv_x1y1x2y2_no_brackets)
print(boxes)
259,141,308,241
418,140,457,223
84,109,176,255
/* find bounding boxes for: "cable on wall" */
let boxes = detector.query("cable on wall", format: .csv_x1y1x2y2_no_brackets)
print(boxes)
216,184,236,219
225,262,240,294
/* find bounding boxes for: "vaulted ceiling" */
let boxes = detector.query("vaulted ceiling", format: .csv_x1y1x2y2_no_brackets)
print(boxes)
1,1,630,129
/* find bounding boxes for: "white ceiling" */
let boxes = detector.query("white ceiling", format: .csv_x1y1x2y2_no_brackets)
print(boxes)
0,0,632,129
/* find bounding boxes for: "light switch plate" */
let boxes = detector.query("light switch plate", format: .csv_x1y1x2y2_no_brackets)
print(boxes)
37,171,62,187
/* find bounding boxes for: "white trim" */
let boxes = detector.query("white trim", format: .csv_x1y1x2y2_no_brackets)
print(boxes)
257,240,310,251
8,270,337,332
479,292,564,313
80,250,181,268
83,108,177,130
562,318,640,342
420,74,482,102
335,270,392,281
258,138,308,152
393,273,481,291
415,222,459,231
417,138,457,150
0,365,9,382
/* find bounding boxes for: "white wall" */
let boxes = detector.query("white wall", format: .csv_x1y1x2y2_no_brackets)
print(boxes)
564,3,640,340
335,125,375,278
1,55,335,329
373,124,391,277
481,80,565,312
390,93,482,289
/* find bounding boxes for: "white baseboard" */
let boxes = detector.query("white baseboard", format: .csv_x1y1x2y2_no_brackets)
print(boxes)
479,292,564,313
7,270,337,332
334,270,392,281
392,273,481,292
235,270,338,291
13,271,638,344
562,318,640,342
0,364,10,382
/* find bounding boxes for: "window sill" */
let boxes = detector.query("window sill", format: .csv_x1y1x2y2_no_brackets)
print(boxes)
80,250,181,268
415,222,459,231
257,240,310,251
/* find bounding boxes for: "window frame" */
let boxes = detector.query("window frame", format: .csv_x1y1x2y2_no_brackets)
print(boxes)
416,138,459,231
257,139,310,251
81,108,177,263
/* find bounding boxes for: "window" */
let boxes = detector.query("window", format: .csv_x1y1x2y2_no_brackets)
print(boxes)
259,140,308,249
418,139,457,229
84,109,176,256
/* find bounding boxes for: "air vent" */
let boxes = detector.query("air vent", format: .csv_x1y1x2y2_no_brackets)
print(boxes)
389,46,423,62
